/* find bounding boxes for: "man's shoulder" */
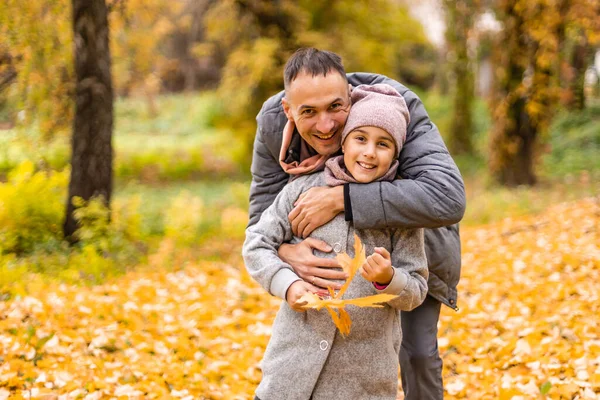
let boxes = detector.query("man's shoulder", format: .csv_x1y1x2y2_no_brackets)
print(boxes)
348,73,431,141
257,90,286,134
347,72,411,97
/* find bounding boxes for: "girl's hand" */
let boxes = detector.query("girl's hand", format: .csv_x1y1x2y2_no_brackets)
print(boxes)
360,247,394,285
286,280,321,312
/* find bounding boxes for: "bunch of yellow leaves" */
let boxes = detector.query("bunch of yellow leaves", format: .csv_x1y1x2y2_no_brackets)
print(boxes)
297,234,397,336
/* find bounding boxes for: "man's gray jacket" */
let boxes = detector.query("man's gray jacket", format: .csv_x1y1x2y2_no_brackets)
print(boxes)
247,72,465,309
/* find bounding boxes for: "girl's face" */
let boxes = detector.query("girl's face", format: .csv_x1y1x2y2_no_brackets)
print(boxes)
342,126,396,183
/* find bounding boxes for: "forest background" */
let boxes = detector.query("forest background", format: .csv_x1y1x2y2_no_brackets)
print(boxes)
0,0,599,398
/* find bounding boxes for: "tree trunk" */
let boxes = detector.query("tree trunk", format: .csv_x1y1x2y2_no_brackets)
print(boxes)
445,0,475,156
0,51,18,93
489,1,538,186
566,34,589,110
64,0,114,239
492,97,538,186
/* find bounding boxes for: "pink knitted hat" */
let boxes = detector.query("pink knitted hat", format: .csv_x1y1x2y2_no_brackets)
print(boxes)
341,84,410,158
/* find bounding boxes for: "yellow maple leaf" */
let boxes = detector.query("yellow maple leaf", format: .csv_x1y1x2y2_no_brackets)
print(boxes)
324,307,347,336
297,234,397,336
338,309,352,336
342,293,398,307
336,233,365,298
298,292,397,310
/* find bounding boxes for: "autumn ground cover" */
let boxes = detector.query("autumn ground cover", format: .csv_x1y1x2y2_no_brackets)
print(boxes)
1,196,598,399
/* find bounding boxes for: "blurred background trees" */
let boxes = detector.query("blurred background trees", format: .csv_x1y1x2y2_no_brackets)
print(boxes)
0,0,74,136
486,0,599,185
1,3,599,397
201,0,436,166
1,0,597,185
443,0,478,156
0,0,598,200
488,0,562,186
1,7,598,394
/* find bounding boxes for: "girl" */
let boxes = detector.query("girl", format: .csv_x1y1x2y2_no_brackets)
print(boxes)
243,84,428,400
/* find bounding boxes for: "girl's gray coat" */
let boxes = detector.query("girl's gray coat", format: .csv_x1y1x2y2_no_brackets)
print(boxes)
243,172,428,400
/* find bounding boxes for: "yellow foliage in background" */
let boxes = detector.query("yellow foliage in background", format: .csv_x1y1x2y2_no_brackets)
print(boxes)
0,162,145,289
0,161,67,254
202,0,433,167
0,0,73,136
164,191,204,246
108,0,185,96
220,207,248,240
0,198,598,398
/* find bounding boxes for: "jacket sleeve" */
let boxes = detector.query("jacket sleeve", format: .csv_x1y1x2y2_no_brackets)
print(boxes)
348,88,466,230
374,228,428,311
248,121,290,228
243,184,302,301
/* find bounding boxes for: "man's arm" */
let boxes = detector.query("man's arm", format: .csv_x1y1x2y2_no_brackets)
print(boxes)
243,183,304,300
247,104,345,287
248,121,289,227
288,185,344,238
288,74,465,233
347,83,466,230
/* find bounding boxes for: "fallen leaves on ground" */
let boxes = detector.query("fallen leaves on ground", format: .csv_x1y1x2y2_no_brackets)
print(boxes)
0,198,598,399
0,240,278,399
437,197,600,399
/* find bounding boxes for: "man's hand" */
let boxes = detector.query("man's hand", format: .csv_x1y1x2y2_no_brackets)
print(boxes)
360,247,394,285
286,280,321,312
278,238,347,291
289,186,344,238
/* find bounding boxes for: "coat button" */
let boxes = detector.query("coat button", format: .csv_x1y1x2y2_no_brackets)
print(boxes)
332,243,342,253
319,340,328,351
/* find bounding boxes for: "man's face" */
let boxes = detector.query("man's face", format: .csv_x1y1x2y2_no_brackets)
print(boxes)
282,71,351,156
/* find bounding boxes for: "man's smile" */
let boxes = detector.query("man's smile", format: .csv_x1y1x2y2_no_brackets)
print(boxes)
313,131,337,141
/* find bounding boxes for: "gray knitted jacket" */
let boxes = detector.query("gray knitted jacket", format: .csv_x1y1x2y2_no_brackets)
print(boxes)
243,172,428,400
248,72,465,309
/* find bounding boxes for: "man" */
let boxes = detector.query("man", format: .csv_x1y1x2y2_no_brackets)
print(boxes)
247,48,464,400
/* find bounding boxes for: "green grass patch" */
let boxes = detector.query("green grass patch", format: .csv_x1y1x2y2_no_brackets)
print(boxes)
115,92,223,136
0,92,246,182
418,91,600,182
114,179,249,236
540,105,600,180
416,90,491,179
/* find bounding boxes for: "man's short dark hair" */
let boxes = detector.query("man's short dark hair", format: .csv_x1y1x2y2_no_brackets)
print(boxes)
284,48,347,90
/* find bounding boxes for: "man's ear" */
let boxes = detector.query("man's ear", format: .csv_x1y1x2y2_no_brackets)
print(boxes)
281,98,293,121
